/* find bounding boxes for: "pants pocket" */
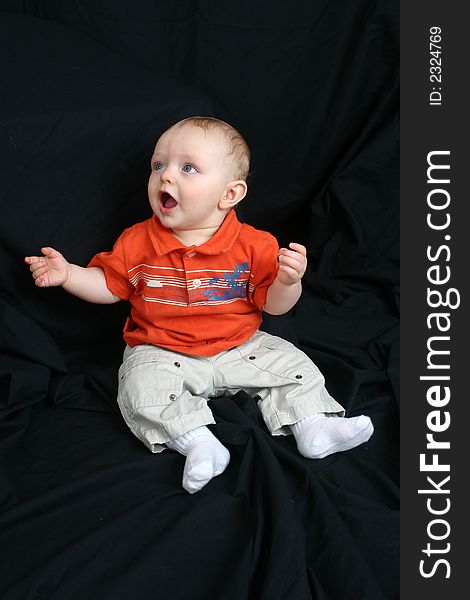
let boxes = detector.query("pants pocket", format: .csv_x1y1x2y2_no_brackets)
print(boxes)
117,350,184,425
236,333,306,382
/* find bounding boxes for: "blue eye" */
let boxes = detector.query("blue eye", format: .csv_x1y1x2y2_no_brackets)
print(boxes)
182,164,197,173
153,161,164,171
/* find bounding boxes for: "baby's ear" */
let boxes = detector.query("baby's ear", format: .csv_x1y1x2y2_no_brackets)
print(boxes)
219,180,247,210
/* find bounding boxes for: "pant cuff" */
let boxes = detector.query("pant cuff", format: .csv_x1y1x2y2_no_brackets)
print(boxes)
137,407,216,453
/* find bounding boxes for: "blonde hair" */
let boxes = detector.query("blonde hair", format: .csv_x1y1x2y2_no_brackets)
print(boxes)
170,116,250,180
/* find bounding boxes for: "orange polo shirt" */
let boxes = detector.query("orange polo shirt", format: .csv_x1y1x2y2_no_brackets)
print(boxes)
88,210,279,357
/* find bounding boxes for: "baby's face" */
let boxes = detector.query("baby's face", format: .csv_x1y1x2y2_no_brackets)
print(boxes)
148,124,234,235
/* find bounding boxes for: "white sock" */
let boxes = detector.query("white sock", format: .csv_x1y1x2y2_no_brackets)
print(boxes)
290,413,373,459
166,426,230,494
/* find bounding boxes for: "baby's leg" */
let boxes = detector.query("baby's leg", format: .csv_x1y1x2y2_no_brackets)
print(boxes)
167,426,230,494
217,331,373,459
117,345,230,492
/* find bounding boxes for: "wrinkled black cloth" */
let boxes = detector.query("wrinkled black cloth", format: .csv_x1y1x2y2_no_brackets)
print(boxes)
0,3,399,599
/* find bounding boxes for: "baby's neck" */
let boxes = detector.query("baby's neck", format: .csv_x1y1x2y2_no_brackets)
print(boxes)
171,226,220,247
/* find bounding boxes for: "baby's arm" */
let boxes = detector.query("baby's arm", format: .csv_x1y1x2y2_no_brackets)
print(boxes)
263,243,307,315
25,247,121,304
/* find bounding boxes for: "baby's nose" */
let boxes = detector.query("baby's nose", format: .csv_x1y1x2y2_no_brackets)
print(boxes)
161,165,177,183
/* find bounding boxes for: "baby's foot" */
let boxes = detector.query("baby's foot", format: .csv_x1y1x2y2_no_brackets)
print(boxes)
167,426,230,494
290,413,373,459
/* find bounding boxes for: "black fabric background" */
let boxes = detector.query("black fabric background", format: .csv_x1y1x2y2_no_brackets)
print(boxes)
0,2,399,599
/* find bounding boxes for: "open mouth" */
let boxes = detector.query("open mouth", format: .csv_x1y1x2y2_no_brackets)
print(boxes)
158,191,178,213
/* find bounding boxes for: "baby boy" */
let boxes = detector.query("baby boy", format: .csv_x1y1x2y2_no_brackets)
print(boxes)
25,116,373,493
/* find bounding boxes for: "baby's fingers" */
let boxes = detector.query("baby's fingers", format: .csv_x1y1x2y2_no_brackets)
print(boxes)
27,258,46,274
279,248,306,275
288,242,307,256
41,246,61,259
24,255,43,266
278,253,303,272
278,264,301,280
34,274,48,287
31,264,49,280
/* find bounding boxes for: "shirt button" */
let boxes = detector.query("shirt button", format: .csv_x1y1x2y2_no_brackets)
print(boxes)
193,278,202,288
187,251,196,258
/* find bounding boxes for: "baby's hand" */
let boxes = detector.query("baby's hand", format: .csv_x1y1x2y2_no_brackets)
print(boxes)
24,247,70,288
277,243,307,285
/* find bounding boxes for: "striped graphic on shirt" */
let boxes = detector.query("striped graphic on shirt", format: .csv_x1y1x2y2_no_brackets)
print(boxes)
128,262,251,306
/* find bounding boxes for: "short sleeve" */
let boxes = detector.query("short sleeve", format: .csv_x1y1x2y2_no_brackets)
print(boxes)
87,231,133,300
249,233,279,310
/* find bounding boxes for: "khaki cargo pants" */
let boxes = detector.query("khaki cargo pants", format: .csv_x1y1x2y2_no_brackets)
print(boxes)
117,330,345,453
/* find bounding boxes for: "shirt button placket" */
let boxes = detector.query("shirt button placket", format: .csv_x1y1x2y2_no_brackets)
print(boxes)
183,249,196,306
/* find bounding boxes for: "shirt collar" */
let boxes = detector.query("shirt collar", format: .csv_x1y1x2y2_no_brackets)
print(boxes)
148,209,243,256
